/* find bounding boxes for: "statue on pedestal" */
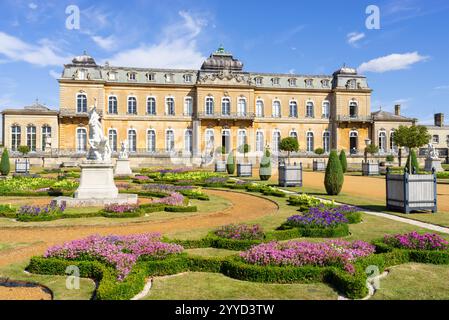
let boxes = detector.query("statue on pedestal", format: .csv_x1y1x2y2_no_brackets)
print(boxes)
87,100,111,163
119,140,129,160
426,143,440,160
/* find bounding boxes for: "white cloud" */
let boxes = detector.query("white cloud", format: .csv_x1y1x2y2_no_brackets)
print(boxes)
346,32,365,46
29,3,38,10
358,52,429,73
104,11,207,69
434,85,449,90
49,70,60,79
0,32,71,67
91,35,117,51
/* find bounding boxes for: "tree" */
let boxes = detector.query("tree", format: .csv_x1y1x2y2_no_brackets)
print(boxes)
405,149,420,173
393,125,431,173
238,143,250,162
0,149,10,176
259,148,272,181
226,150,235,175
339,150,348,173
324,150,344,195
18,145,30,157
365,143,379,156
279,137,299,165
314,148,325,155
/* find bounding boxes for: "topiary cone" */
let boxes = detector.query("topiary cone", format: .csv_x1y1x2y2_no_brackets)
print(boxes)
339,150,348,173
0,149,10,176
324,150,344,195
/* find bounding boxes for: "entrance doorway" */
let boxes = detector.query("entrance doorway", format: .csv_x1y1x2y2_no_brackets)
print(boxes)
349,131,358,154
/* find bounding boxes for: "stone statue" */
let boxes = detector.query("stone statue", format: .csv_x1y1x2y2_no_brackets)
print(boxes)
119,140,129,159
426,143,439,160
87,100,111,162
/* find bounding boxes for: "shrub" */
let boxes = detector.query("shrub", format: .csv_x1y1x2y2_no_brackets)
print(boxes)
405,149,419,173
286,207,348,228
16,201,67,221
226,152,235,174
214,224,265,240
325,150,344,195
164,205,197,212
259,148,272,181
386,155,395,163
260,186,286,197
0,149,10,176
314,148,325,155
17,145,30,156
365,143,379,156
287,194,321,211
152,192,185,206
103,204,140,214
383,232,449,251
437,171,449,179
279,137,299,164
339,150,348,173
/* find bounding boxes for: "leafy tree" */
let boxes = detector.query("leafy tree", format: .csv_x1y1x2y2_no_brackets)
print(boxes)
314,148,325,155
365,143,379,156
339,150,348,173
226,150,235,175
405,149,420,173
279,137,299,164
238,143,250,161
0,149,10,176
393,125,430,173
259,148,272,181
324,150,344,195
386,155,395,163
18,145,30,156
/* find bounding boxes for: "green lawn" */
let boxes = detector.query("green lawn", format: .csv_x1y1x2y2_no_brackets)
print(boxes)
144,272,338,300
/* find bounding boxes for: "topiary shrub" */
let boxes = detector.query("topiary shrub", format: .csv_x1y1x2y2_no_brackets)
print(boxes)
279,137,299,164
325,150,344,195
0,149,10,176
18,145,30,156
226,151,235,175
405,149,419,173
314,148,325,155
339,150,348,173
259,148,272,181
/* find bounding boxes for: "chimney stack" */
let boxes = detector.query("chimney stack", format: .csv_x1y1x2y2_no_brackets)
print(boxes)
394,104,401,116
435,113,444,127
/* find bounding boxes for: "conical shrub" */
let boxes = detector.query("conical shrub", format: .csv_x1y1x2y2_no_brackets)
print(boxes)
259,148,272,181
324,150,344,195
0,149,10,176
405,149,419,173
226,151,235,175
339,150,348,173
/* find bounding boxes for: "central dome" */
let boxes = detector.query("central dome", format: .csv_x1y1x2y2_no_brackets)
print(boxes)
72,51,97,67
201,46,243,72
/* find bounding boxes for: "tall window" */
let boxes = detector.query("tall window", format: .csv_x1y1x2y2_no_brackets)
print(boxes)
349,101,358,118
290,131,298,140
349,131,358,154
379,131,387,153
289,101,298,118
166,130,175,152
127,97,137,114
237,130,247,152
108,129,117,152
184,130,193,152
147,130,156,152
184,97,193,116
390,131,397,152
306,101,314,118
237,98,247,116
108,96,118,114
256,131,264,152
256,100,264,117
42,125,51,151
77,94,87,113
205,129,215,151
147,97,156,115
272,131,281,152
11,125,21,151
323,131,330,153
205,97,214,115
76,128,87,152
128,129,137,153
166,97,175,115
272,101,281,118
26,125,36,152
306,132,314,152
222,98,230,115
322,101,330,118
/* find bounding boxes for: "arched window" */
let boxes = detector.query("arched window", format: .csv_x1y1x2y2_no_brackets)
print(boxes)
237,98,247,116
205,97,214,115
322,101,330,119
306,132,314,152
256,100,264,117
11,125,21,151
306,101,314,118
272,101,281,118
378,131,387,153
147,130,156,152
76,128,87,152
128,129,137,153
77,94,87,113
390,130,397,152
289,101,298,118
108,96,117,114
256,131,264,152
184,97,193,116
166,130,175,152
42,125,51,151
184,129,193,152
349,131,358,154
108,129,117,152
323,131,330,153
166,97,175,115
290,131,298,140
205,129,215,151
127,97,137,114
222,98,230,115
237,129,247,151
272,131,281,152
349,101,358,118
147,97,156,115
26,125,36,152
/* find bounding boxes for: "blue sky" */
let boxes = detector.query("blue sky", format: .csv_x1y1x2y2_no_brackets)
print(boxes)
1,0,449,126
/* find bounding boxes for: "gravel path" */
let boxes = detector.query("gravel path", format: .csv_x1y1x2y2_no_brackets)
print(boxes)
0,286,51,300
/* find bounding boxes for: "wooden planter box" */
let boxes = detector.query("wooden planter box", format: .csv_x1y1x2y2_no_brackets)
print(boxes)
15,159,30,173
214,160,227,173
362,161,379,176
386,169,437,213
237,163,252,177
278,163,302,187
312,160,326,172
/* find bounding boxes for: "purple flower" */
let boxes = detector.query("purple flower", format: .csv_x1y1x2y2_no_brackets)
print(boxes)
214,224,264,240
287,207,348,228
152,192,185,206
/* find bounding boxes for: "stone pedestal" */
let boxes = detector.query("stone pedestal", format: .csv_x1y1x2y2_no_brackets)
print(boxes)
425,158,444,172
115,158,133,176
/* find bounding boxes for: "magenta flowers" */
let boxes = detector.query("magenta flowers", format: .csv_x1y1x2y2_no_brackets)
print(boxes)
44,233,183,280
214,224,265,240
152,192,185,206
103,203,140,214
383,232,449,251
240,240,375,273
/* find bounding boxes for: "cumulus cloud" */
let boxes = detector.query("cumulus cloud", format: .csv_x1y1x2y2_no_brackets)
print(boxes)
0,32,71,66
104,11,207,69
346,32,365,46
358,52,428,73
91,35,117,51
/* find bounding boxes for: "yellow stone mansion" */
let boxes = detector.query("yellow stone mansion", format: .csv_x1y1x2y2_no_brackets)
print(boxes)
1,47,415,165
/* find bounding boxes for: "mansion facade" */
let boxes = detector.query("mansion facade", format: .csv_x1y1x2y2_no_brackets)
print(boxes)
1,47,416,164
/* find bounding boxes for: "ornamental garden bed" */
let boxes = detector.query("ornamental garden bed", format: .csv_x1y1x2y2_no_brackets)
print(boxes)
0,176,78,197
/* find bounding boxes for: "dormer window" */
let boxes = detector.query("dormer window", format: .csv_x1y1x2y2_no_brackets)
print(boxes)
255,77,263,86
146,73,155,81
165,74,174,83
108,72,117,81
347,79,357,89
288,78,297,87
305,79,314,88
321,79,330,88
272,78,280,86
128,72,137,81
184,74,193,83
77,69,87,80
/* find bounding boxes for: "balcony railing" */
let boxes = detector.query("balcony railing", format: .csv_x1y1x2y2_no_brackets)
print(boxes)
196,112,255,120
336,115,374,122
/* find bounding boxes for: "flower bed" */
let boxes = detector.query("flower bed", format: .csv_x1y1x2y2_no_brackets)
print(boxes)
16,201,67,222
214,224,264,240
383,232,449,251
152,192,186,206
43,233,183,281
286,207,348,228
146,170,227,184
142,184,209,200
101,204,142,218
